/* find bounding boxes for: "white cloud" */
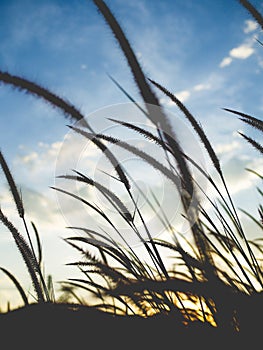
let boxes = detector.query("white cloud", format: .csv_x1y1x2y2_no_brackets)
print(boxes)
200,154,263,220
229,44,254,59
215,140,241,155
175,90,191,102
20,151,38,164
21,187,62,226
16,135,100,182
163,90,191,106
193,83,211,91
244,20,258,33
162,81,214,106
219,40,255,68
15,142,63,187
219,56,233,68
222,156,263,195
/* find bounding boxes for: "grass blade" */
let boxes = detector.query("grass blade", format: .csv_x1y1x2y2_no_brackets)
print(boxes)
0,150,24,218
0,267,29,306
239,132,263,155
0,71,91,129
0,208,45,302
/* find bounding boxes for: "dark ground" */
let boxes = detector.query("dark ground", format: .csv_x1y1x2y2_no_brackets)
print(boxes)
0,302,256,349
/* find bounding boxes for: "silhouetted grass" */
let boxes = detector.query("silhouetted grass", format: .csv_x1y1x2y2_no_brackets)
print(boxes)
0,0,262,342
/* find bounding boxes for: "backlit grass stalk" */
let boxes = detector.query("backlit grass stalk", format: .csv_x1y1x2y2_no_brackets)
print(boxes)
0,151,51,301
0,0,261,331
92,1,218,282
0,71,91,130
64,127,182,278
92,0,195,205
0,267,29,306
0,208,44,302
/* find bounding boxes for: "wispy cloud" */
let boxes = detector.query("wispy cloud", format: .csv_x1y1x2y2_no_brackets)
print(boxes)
229,44,254,59
215,140,241,155
219,57,233,68
222,155,263,196
219,42,255,68
219,19,259,68
193,83,211,92
243,19,258,33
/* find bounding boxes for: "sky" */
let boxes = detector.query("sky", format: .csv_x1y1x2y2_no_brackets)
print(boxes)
0,0,263,309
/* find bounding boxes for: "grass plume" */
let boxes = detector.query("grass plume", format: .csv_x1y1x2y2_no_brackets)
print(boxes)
0,71,91,130
0,0,262,339
0,208,45,302
0,151,24,218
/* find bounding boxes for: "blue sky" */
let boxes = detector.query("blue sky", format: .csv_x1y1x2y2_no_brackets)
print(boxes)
0,0,263,308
